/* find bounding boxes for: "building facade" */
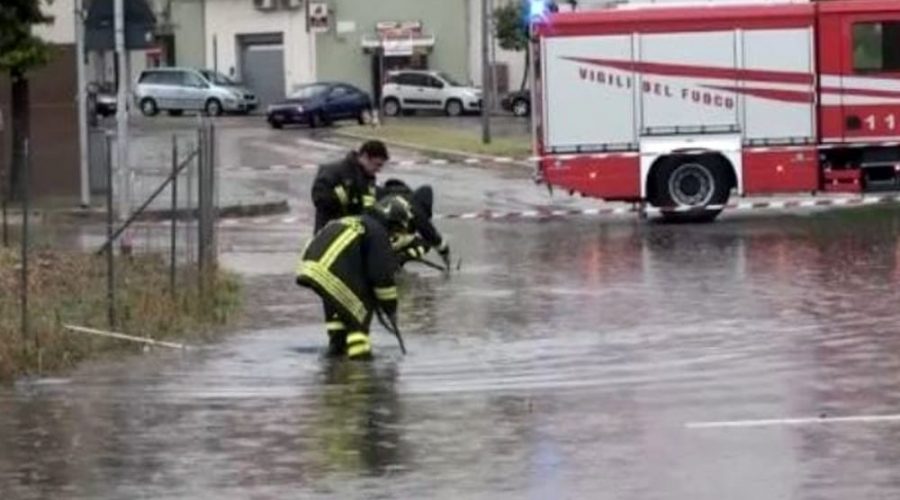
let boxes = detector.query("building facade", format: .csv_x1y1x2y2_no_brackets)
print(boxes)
1,0,81,199
314,0,471,101
203,0,316,109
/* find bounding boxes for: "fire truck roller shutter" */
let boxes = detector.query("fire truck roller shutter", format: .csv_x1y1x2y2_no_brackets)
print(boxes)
646,152,736,223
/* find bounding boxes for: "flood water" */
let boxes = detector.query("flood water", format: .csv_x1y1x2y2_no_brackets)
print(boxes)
3,205,900,499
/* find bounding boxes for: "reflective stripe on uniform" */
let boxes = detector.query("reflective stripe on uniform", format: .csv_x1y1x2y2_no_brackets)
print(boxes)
319,222,363,269
300,261,367,324
334,185,349,206
362,194,376,207
347,332,371,358
374,286,397,301
326,321,345,332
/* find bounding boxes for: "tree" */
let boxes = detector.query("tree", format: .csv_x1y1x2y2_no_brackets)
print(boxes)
0,0,52,200
493,2,530,92
494,1,575,92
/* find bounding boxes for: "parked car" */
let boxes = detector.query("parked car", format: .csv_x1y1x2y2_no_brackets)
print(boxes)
133,67,258,117
266,82,373,129
381,70,482,117
501,89,531,117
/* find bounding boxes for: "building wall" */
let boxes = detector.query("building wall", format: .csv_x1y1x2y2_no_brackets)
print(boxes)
316,0,471,97
172,0,206,67
204,0,315,95
0,0,80,199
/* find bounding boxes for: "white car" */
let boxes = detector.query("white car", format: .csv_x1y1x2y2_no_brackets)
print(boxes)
381,70,482,117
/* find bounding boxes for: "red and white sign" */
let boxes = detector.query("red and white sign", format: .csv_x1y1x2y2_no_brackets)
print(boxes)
308,2,329,33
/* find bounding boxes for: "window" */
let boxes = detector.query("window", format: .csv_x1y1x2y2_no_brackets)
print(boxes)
330,86,349,98
394,73,420,86
157,72,182,85
139,71,163,84
181,71,207,88
853,21,900,72
290,84,329,99
426,76,444,89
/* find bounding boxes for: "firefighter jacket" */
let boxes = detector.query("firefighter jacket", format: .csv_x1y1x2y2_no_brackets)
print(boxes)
296,215,398,329
311,153,378,233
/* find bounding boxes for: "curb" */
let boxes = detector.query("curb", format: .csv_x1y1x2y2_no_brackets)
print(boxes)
330,128,535,169
3,200,291,224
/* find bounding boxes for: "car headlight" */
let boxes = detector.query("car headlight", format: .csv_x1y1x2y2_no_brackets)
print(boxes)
296,105,304,113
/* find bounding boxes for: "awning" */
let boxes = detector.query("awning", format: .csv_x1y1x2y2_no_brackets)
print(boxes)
361,35,436,56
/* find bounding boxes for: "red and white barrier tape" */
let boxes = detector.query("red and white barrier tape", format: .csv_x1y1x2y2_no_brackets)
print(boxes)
136,193,899,229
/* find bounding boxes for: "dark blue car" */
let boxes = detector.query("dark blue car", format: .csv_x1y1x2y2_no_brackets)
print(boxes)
266,82,373,129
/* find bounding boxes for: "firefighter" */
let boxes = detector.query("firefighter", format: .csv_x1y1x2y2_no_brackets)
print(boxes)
296,196,413,360
311,140,390,233
376,178,451,269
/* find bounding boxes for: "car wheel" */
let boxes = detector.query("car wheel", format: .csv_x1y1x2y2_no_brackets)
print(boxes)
140,98,158,117
445,99,463,117
652,155,732,223
383,98,401,117
513,98,530,117
204,99,223,117
358,107,373,125
310,112,324,128
269,120,284,130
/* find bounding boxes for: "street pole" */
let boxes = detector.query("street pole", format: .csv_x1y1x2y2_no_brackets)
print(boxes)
21,138,30,344
481,0,492,144
75,0,90,208
114,0,129,221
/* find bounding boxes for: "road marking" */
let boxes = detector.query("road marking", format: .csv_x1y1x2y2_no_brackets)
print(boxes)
686,413,900,430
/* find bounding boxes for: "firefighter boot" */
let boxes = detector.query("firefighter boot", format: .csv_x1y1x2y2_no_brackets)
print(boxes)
326,320,348,358
346,331,373,361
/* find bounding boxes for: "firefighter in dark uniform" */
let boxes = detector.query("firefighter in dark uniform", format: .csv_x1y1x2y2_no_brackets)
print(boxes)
311,140,389,233
377,179,451,269
296,197,414,360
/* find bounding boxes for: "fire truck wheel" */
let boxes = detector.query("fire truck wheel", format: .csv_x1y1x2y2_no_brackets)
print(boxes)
653,155,731,223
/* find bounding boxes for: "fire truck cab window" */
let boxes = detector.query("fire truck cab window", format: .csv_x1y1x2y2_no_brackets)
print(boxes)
853,21,900,73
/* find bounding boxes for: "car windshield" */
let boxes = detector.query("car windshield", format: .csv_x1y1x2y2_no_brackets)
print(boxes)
437,72,463,87
200,70,237,86
290,84,329,99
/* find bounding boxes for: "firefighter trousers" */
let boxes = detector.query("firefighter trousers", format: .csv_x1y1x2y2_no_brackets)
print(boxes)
323,301,373,360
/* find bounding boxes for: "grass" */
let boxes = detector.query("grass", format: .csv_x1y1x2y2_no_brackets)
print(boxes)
0,248,242,382
339,123,533,159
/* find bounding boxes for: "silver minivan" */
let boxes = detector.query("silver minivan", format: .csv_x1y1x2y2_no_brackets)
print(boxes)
134,68,258,117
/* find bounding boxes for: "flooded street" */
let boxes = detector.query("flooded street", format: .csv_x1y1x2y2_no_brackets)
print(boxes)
3,123,900,499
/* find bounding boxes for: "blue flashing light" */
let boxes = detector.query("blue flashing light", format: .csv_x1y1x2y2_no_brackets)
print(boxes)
530,0,548,20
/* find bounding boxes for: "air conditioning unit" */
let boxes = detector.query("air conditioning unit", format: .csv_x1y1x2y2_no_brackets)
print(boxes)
283,0,303,10
253,0,277,11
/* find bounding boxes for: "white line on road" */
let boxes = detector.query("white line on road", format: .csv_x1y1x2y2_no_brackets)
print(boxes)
686,413,900,430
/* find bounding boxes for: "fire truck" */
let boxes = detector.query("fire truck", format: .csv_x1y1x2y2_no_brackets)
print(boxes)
531,0,900,221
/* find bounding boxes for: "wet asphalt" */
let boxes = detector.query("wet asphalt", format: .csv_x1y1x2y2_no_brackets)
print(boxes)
2,117,900,499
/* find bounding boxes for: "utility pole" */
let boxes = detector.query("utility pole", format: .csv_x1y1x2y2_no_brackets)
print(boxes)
75,0,90,208
114,0,130,221
481,0,492,144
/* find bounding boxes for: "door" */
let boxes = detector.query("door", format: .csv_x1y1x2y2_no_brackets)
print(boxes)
324,85,356,119
398,73,431,109
839,16,900,141
179,70,209,110
423,75,446,109
239,34,286,112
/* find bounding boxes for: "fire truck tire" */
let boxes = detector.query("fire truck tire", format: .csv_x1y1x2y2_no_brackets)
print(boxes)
652,155,731,223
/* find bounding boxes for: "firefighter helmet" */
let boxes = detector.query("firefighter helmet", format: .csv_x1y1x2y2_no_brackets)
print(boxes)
372,196,414,231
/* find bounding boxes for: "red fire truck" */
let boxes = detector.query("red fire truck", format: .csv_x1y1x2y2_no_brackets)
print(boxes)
531,0,900,221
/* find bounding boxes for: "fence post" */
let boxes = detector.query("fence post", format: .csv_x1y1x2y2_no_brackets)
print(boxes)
170,135,178,297
20,138,30,344
106,133,116,327
196,123,206,292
